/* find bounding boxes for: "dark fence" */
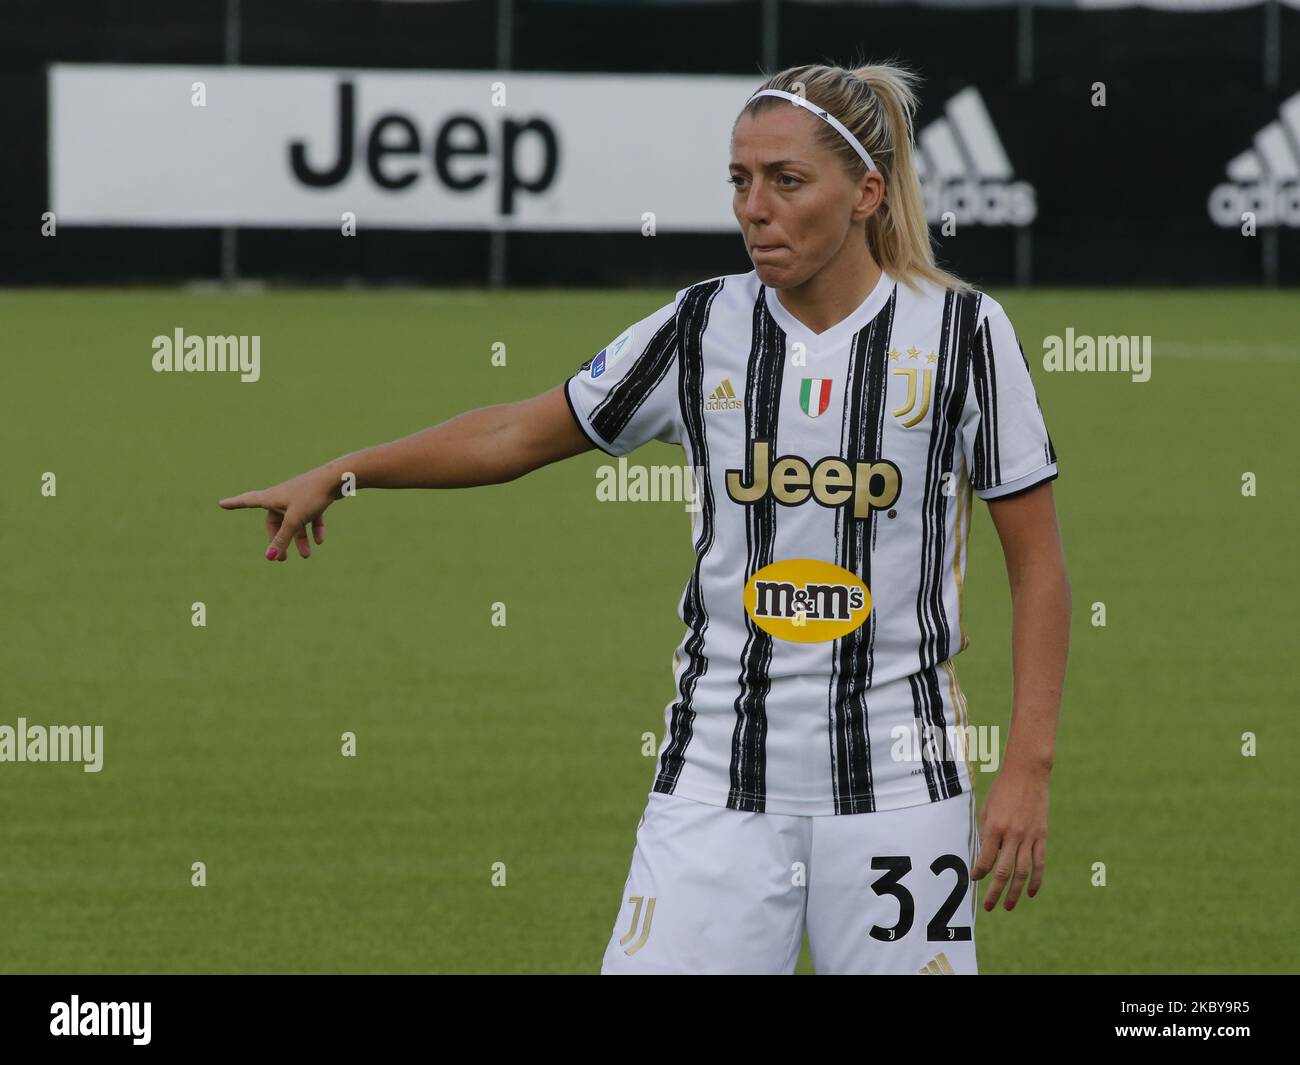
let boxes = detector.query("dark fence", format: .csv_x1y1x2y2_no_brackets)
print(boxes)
2,0,1297,286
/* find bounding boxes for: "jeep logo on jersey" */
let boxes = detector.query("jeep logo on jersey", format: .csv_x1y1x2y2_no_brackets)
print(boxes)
744,558,871,643
726,440,901,520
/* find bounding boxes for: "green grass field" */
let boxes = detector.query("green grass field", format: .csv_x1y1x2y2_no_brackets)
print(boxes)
0,286,1296,974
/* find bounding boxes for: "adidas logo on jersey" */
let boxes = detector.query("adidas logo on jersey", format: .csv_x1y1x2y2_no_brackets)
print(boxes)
919,952,956,975
916,87,1036,227
1208,90,1300,228
705,378,742,411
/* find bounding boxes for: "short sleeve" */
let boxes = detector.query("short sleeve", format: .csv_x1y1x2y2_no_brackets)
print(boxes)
564,299,681,457
959,296,1059,500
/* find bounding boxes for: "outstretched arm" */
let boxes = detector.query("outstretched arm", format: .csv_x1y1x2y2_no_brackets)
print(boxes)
970,480,1070,912
218,384,592,561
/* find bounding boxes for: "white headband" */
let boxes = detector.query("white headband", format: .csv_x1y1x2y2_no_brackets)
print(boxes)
747,88,877,172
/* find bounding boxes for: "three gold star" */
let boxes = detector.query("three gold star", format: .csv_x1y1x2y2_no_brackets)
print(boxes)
888,347,938,364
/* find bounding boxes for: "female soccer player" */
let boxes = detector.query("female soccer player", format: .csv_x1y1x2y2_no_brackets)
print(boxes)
220,61,1070,975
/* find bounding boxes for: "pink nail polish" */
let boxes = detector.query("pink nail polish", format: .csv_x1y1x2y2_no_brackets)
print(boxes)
266,548,277,560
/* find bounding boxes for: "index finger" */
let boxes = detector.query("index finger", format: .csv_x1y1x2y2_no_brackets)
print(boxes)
970,823,999,881
219,490,270,510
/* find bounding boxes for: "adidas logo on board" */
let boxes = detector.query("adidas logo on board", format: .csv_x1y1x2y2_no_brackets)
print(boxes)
916,87,1036,227
1208,90,1300,228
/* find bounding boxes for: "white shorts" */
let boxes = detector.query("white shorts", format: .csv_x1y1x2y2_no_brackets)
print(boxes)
601,789,981,974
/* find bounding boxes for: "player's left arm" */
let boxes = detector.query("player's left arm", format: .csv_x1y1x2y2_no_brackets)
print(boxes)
971,479,1071,913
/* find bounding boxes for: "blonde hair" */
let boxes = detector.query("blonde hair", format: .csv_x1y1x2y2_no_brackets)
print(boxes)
737,60,973,296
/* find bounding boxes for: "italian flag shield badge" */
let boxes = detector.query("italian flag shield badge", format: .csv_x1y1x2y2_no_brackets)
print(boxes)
800,378,832,418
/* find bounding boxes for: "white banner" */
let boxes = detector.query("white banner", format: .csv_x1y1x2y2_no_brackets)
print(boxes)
50,64,1039,230
50,64,751,231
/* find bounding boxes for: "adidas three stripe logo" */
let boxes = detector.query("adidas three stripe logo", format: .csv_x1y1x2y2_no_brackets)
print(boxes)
916,87,1036,227
1209,90,1300,228
705,377,742,411
919,952,957,975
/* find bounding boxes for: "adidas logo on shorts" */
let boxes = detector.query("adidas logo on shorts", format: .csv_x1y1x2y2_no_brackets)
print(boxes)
919,952,956,975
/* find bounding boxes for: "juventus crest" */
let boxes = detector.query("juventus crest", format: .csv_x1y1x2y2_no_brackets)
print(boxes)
890,346,938,427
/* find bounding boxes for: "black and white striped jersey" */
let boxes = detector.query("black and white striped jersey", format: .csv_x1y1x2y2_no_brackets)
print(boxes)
564,268,1057,815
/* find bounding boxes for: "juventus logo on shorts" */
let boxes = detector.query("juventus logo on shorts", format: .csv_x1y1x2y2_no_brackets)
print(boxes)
619,894,657,955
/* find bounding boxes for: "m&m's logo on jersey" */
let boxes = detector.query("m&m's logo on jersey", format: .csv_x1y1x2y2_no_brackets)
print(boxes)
744,558,871,643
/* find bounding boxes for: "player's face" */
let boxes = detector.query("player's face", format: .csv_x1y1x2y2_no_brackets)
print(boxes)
729,108,879,288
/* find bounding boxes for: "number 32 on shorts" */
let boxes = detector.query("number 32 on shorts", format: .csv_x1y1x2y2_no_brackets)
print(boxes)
868,854,972,942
